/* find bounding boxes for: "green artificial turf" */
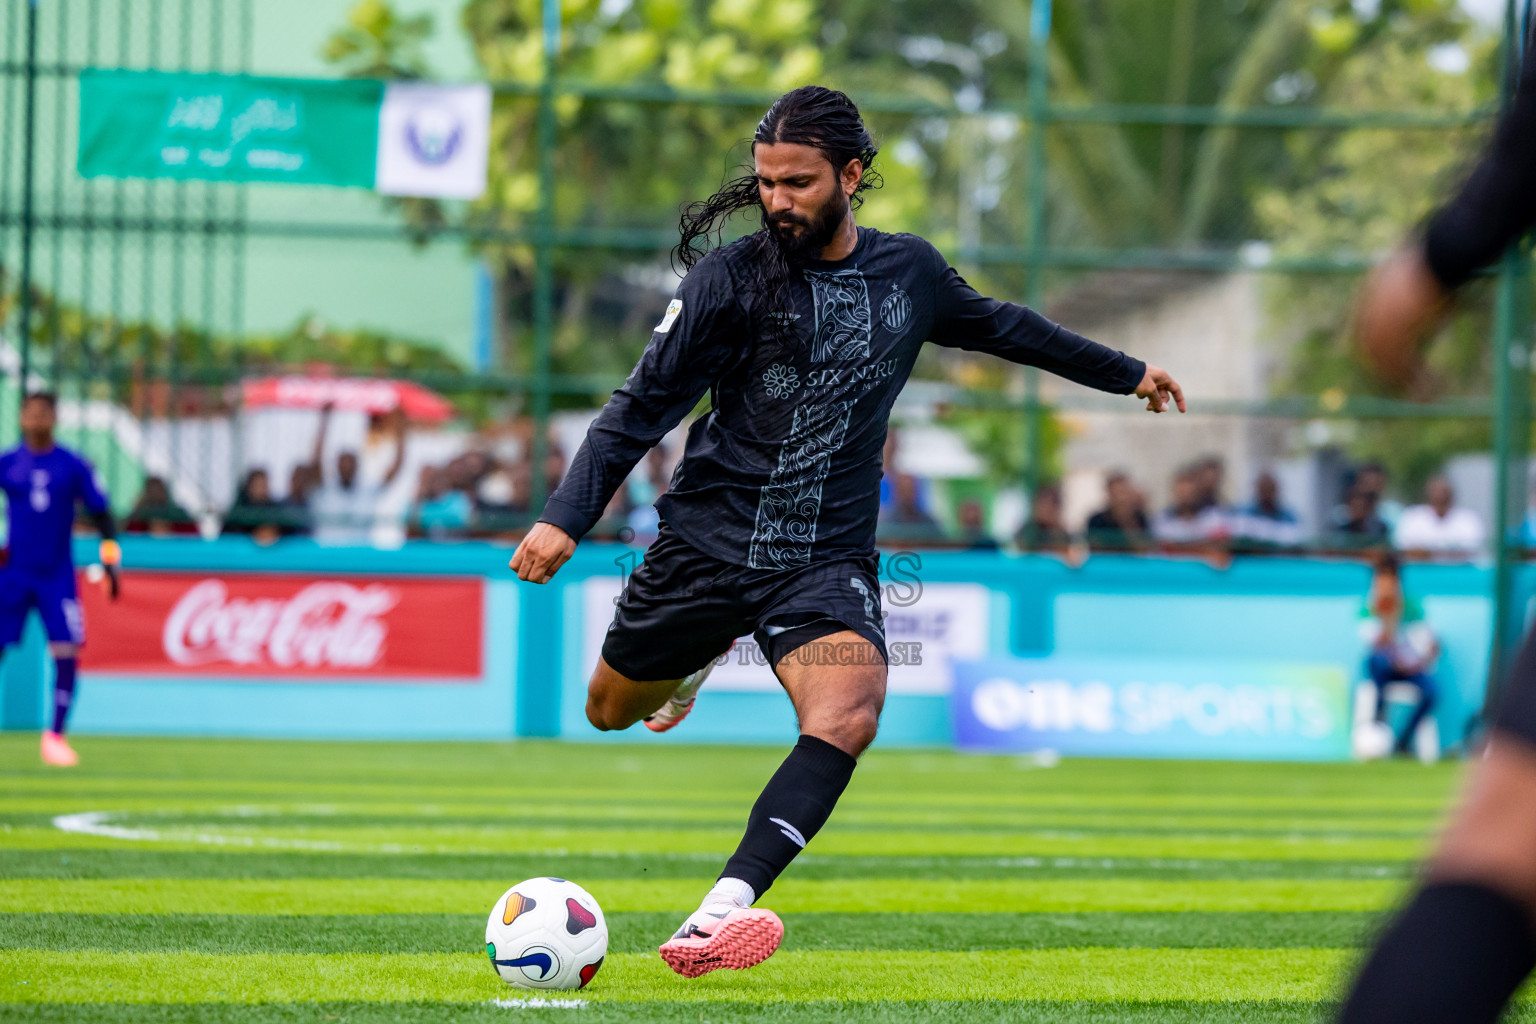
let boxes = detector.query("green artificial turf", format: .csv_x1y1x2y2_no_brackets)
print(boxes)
0,734,1466,1022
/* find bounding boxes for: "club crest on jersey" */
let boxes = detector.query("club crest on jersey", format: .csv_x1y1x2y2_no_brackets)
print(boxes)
655,298,683,334
881,288,912,335
762,363,800,400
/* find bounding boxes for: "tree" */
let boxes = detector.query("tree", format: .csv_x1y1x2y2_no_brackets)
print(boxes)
1253,26,1502,490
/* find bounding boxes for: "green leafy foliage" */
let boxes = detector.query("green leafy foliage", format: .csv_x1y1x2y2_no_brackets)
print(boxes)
321,0,436,78
1253,27,1505,490
1,267,469,418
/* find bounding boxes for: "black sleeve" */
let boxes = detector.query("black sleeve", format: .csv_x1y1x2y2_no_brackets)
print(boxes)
927,250,1145,394
537,257,746,541
1423,45,1536,288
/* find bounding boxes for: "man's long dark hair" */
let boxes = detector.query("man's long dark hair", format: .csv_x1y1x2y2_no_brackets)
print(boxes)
675,86,881,328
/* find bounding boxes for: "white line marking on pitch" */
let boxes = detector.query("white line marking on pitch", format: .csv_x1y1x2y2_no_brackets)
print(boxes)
47,809,719,859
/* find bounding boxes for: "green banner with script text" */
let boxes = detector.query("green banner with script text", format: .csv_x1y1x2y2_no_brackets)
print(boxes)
78,70,382,187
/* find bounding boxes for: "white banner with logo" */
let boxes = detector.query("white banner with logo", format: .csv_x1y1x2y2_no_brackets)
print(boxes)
580,577,991,696
375,82,491,200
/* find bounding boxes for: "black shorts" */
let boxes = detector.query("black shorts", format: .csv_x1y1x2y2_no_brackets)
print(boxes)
1493,626,1536,748
600,521,888,681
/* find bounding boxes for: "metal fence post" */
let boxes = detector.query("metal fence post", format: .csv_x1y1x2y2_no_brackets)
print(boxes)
1021,0,1052,506
16,0,39,392
516,0,563,739
1488,247,1531,716
1485,0,1534,720
527,0,560,524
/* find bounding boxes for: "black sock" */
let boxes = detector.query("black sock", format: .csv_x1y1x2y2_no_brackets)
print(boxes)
51,657,78,735
1339,882,1536,1024
719,734,858,899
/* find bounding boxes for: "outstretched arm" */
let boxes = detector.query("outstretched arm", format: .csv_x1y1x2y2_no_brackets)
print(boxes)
309,402,334,476
1356,43,1536,388
928,254,1183,411
381,411,408,486
510,258,744,584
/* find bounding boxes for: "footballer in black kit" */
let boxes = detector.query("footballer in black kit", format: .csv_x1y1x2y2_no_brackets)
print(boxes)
509,84,1185,979
539,224,1149,680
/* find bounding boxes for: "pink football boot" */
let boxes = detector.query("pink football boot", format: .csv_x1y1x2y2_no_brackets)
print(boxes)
658,906,784,978
40,731,79,767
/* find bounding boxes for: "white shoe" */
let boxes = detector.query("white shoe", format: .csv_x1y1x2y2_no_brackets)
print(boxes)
643,653,724,733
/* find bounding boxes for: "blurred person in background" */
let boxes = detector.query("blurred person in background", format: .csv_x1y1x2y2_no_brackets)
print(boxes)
1326,479,1391,550
1193,454,1228,513
878,471,943,543
0,392,120,767
957,498,998,551
1359,552,1440,757
124,476,196,536
543,439,568,499
626,446,672,545
307,403,406,546
878,430,932,517
412,466,473,539
1016,482,1072,554
223,469,292,545
449,450,493,495
1085,471,1152,552
589,488,635,542
282,464,317,536
1153,466,1229,553
1353,462,1403,528
1392,475,1484,560
1231,472,1306,553
474,462,523,532
508,86,1184,976
1338,28,1536,1024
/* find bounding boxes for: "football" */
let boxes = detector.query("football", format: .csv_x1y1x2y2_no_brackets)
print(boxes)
1352,719,1395,761
485,877,608,991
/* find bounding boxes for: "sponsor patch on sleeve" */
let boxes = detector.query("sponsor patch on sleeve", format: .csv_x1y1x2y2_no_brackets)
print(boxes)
656,298,683,334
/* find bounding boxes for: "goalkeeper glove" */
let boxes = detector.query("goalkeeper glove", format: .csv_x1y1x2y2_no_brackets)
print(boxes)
97,539,122,601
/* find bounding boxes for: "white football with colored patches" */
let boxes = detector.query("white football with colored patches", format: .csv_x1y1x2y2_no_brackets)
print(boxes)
485,877,608,990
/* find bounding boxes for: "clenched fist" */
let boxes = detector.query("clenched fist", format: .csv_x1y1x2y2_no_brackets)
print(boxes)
509,522,577,584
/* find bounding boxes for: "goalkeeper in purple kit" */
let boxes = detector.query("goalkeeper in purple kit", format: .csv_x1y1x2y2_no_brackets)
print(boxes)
0,393,121,766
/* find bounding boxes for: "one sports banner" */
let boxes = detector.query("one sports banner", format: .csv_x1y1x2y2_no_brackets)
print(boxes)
76,571,484,680
77,70,489,198
951,656,1353,761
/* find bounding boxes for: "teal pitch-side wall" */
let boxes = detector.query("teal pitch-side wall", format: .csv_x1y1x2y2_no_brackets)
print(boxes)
0,539,1518,756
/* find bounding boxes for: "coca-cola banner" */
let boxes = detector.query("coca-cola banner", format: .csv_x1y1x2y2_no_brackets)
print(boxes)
78,572,484,679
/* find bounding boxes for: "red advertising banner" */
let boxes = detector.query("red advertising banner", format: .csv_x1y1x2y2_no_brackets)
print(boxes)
77,572,484,679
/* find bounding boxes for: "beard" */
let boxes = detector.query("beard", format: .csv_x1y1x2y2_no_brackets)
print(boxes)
764,189,850,264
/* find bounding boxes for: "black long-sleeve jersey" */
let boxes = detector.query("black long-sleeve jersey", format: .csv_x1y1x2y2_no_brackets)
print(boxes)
538,227,1146,570
1424,40,1536,288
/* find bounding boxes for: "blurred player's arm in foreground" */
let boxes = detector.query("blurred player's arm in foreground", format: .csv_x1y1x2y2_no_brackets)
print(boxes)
926,249,1185,413
1337,41,1536,1024
511,259,743,584
1356,41,1536,390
